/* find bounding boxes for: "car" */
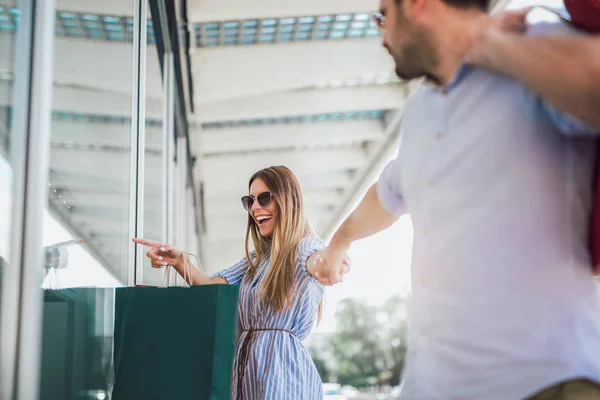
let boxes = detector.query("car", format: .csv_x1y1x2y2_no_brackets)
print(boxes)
323,383,348,400
387,383,404,399
341,385,360,398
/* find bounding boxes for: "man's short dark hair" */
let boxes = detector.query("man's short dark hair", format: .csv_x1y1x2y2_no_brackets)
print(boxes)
394,0,491,11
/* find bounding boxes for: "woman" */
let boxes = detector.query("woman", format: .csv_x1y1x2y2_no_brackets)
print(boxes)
134,166,343,400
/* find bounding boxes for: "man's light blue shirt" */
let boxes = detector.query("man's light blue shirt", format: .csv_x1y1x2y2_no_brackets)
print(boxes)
377,22,600,400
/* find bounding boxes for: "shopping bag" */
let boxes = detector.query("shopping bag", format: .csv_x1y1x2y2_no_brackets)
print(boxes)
40,288,116,400
111,278,239,400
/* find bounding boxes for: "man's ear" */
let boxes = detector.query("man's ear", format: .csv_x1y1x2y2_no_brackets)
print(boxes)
404,0,429,20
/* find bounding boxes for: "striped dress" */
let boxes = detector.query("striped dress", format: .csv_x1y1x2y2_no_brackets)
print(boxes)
212,237,325,400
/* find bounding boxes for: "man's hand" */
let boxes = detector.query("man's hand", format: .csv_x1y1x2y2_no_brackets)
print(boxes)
308,245,351,286
467,8,531,66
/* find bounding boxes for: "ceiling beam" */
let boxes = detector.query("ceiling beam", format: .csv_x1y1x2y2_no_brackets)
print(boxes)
199,147,368,197
188,0,375,23
193,39,394,102
61,191,162,211
196,119,384,154
0,80,163,119
324,110,405,238
50,171,130,194
193,84,405,123
51,119,163,149
69,214,161,238
49,147,163,187
0,35,163,102
52,37,162,98
299,170,356,190
56,0,134,16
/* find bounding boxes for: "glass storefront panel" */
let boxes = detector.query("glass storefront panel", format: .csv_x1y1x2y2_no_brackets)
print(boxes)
43,1,135,288
0,0,18,321
39,1,137,398
141,3,167,286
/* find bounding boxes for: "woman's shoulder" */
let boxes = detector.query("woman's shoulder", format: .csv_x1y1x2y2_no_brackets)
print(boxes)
300,236,325,247
296,236,326,258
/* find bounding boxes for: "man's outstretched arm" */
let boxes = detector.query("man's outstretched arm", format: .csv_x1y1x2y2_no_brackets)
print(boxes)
309,184,400,285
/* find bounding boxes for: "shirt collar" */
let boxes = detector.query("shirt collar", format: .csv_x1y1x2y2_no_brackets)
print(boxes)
445,62,472,91
423,62,473,94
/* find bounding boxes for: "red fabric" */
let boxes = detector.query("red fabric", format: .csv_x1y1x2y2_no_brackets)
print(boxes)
591,158,600,274
565,0,600,273
564,0,600,33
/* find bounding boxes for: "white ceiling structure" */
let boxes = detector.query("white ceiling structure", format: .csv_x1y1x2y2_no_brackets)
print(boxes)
0,0,505,281
186,0,417,272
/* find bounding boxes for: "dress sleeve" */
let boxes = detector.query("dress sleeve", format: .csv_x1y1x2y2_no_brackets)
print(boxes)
294,237,326,293
211,255,250,285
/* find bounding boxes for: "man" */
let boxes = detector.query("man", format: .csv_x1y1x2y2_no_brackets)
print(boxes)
312,0,600,398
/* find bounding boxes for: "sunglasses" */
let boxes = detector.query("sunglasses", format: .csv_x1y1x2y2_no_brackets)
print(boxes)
373,12,386,32
241,191,273,212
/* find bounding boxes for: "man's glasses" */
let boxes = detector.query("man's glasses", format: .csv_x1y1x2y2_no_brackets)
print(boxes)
373,12,386,32
241,191,273,211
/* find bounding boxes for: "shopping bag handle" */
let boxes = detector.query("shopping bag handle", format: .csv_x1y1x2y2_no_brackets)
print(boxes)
161,251,200,287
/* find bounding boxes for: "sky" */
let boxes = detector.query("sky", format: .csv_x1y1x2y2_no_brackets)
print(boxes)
315,215,414,333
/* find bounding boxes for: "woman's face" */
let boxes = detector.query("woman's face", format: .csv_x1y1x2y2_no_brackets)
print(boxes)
248,178,278,237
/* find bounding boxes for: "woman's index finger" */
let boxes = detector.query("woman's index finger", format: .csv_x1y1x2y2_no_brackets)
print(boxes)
132,238,161,248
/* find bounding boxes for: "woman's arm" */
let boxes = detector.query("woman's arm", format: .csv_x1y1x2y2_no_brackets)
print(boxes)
132,238,226,286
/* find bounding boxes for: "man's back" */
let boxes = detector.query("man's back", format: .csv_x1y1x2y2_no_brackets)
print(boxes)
378,21,600,400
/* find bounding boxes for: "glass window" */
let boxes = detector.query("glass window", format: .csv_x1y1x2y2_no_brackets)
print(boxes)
139,3,167,286
39,1,135,399
0,0,17,317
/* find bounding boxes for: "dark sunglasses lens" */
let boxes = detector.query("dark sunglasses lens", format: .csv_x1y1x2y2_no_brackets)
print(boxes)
241,196,253,211
257,192,272,207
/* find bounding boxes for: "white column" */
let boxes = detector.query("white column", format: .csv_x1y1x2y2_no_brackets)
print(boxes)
127,0,148,286
0,0,56,398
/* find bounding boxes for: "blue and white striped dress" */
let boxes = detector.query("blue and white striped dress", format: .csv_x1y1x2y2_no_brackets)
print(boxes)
212,237,325,400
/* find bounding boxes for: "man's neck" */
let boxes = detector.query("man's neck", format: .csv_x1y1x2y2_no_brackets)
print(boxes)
431,10,488,86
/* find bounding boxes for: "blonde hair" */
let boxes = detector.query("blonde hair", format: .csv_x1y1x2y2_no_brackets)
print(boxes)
244,166,323,320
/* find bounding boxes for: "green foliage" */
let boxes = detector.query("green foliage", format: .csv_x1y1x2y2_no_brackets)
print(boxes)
311,350,331,383
327,296,409,388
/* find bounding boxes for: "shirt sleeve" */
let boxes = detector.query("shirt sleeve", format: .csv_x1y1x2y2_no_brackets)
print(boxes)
537,100,600,137
526,22,600,136
295,237,326,293
211,255,250,285
376,152,407,217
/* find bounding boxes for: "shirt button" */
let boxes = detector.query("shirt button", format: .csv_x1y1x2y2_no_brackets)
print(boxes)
428,180,435,187
421,228,428,235
436,132,443,139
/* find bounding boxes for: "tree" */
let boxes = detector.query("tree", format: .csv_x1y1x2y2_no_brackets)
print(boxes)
327,296,408,387
309,348,331,383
